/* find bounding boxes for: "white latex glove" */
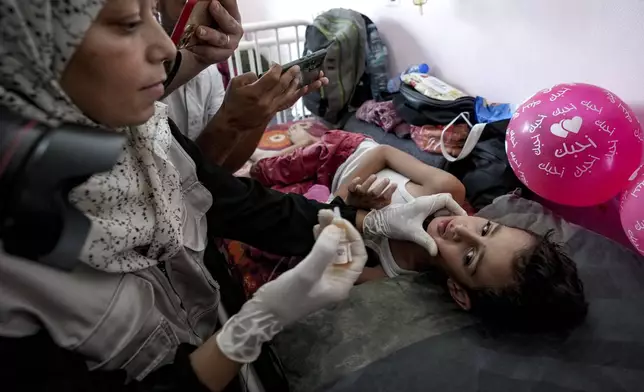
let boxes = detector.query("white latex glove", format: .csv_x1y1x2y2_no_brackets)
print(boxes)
216,215,367,363
362,193,467,256
312,209,337,238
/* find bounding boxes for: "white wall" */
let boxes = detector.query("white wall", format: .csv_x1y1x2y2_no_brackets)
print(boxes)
239,0,644,116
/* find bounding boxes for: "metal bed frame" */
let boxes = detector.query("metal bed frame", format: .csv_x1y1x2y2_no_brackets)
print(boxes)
226,19,313,125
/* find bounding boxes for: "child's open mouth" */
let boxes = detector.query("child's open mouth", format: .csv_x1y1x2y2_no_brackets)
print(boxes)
437,217,454,239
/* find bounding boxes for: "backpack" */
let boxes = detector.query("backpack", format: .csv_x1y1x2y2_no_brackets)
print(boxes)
303,9,389,125
393,83,476,126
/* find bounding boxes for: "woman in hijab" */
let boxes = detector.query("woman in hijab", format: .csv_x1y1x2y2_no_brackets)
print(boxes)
0,1,465,390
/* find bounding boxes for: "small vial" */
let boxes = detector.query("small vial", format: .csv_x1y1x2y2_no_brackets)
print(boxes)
333,207,352,264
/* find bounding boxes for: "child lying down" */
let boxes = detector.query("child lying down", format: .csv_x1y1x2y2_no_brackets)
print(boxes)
249,130,588,331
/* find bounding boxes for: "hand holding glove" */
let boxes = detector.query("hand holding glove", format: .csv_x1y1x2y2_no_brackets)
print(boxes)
216,213,367,363
362,193,467,256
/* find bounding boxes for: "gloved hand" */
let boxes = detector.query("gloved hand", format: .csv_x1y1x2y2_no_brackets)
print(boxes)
216,214,367,363
362,193,467,256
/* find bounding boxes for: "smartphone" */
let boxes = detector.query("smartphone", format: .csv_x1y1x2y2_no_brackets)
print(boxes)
170,0,217,49
276,48,328,86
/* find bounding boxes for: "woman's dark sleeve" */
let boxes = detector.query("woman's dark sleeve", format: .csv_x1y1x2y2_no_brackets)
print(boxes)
0,333,210,392
163,51,182,89
201,163,355,256
169,121,358,257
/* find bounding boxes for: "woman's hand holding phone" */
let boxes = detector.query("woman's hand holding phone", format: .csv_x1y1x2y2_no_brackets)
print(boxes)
215,65,328,134
198,64,328,171
272,67,328,112
250,64,328,117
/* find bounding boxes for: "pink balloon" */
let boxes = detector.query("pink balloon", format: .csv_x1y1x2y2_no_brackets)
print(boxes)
620,166,644,256
507,83,643,206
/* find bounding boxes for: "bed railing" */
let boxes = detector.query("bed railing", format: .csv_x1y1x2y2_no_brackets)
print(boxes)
227,19,312,124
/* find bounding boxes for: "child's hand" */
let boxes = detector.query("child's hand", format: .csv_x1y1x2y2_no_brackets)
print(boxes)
346,175,397,210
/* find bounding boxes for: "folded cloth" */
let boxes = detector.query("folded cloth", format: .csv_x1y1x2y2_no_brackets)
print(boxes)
251,130,367,195
410,123,470,156
356,99,469,155
221,238,301,298
474,96,516,123
356,99,404,132
234,161,252,177
287,118,329,138
303,184,331,203
393,122,412,138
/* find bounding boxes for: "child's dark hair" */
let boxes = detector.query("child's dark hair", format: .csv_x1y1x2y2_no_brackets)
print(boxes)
467,229,588,332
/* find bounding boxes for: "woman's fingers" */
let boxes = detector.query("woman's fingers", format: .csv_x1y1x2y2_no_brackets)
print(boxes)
269,68,329,112
276,78,306,110
208,0,243,40
253,64,282,92
271,65,299,96
270,66,304,111
302,72,328,91
229,72,258,88
190,1,243,64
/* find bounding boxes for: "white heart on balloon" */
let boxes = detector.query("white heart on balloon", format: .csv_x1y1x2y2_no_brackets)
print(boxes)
550,122,569,138
629,165,643,181
549,116,583,138
562,116,583,134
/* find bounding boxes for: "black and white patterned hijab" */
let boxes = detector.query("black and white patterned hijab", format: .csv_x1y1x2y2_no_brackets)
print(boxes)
0,0,184,273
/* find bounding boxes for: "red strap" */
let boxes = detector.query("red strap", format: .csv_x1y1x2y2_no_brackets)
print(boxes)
0,120,37,177
170,0,199,45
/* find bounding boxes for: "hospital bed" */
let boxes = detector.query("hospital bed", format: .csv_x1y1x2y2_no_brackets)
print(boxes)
216,19,644,392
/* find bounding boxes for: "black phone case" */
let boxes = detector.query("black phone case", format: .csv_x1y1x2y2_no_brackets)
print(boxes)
257,49,327,86
280,49,327,86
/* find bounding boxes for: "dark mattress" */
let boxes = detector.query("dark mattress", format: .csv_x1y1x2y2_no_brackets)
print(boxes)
341,114,448,170
272,195,644,392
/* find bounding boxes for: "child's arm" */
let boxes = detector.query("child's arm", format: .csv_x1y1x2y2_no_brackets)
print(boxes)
335,147,387,200
335,145,465,204
380,145,465,203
